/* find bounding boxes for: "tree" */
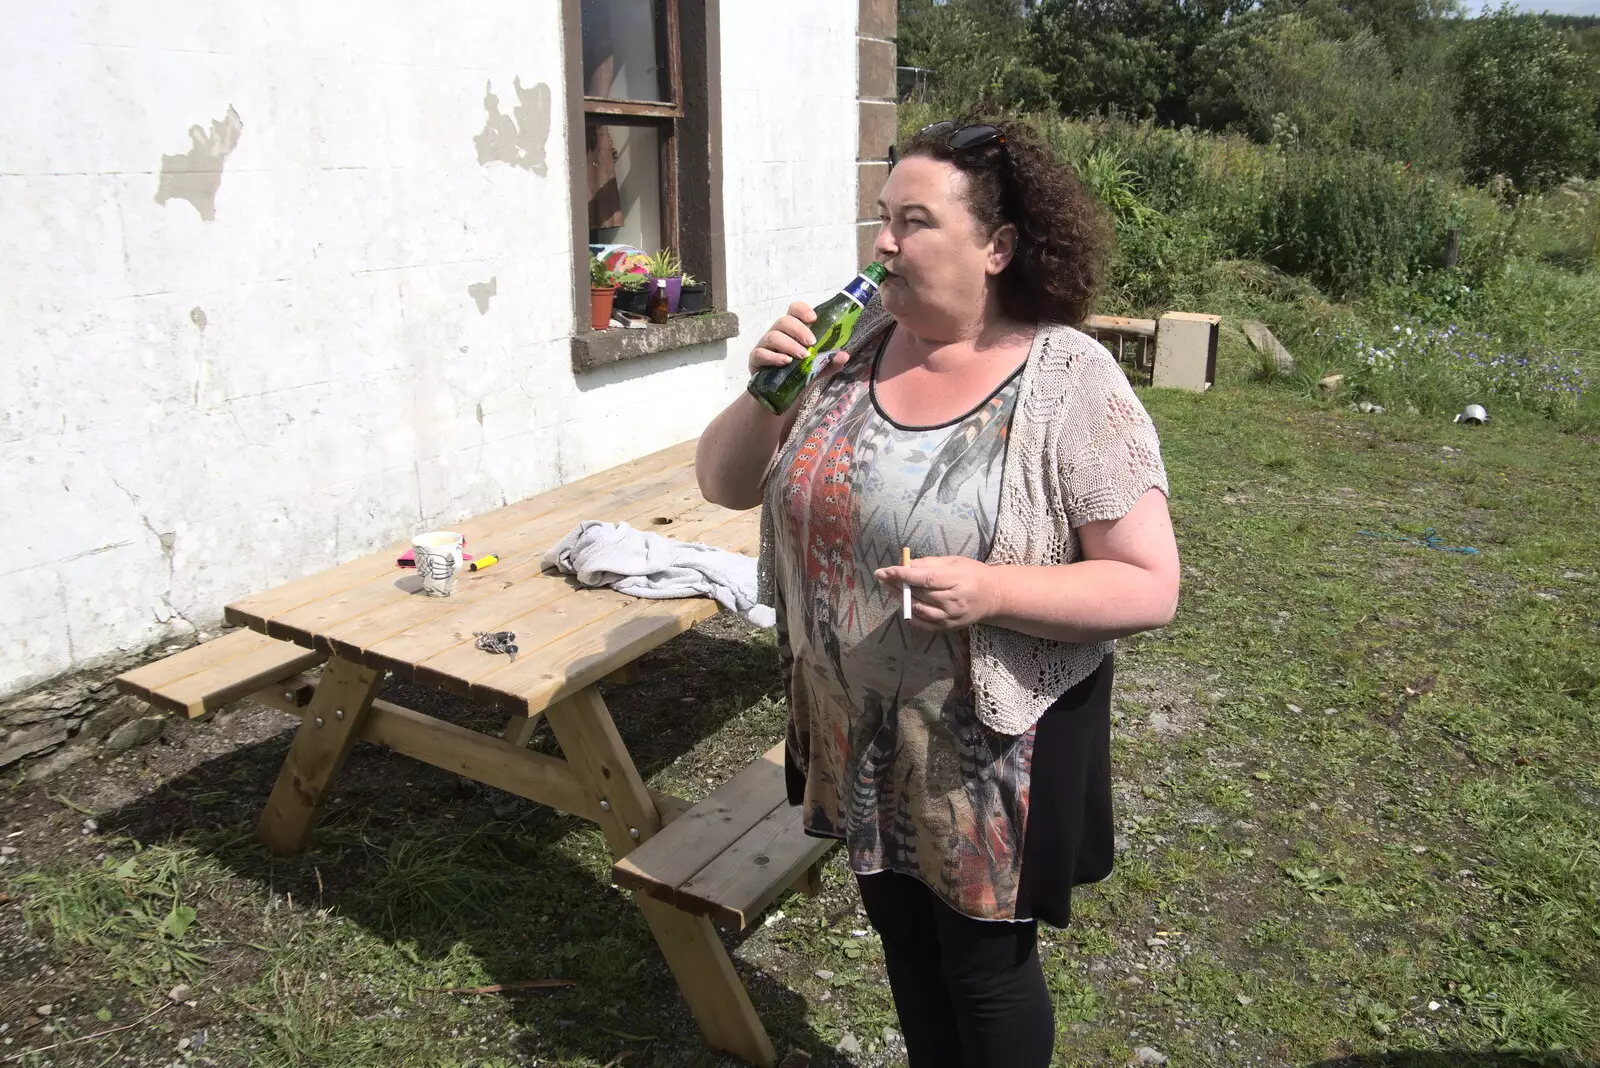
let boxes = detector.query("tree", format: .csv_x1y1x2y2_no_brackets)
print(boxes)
1028,0,1254,123
1202,13,1462,167
1261,0,1462,47
1451,4,1599,191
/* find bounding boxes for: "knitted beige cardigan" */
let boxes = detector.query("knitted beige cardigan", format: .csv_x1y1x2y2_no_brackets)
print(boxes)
757,299,1170,735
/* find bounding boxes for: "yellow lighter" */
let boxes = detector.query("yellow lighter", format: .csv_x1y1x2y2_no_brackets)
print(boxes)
469,554,499,572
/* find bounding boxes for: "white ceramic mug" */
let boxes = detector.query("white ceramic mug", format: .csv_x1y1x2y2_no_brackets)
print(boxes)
412,531,465,596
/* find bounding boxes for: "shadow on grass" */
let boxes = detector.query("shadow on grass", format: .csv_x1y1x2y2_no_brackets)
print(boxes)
1309,1053,1599,1067
95,623,852,1066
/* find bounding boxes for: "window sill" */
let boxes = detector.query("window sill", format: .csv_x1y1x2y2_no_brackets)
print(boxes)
571,311,741,373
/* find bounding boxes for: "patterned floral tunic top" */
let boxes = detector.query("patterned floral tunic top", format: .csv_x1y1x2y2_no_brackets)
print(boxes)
770,339,1037,921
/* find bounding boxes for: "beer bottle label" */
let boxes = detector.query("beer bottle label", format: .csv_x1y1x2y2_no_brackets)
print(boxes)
805,351,840,382
839,273,879,309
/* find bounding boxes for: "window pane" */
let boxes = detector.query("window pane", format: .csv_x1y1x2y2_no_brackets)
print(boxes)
581,0,667,103
587,122,662,251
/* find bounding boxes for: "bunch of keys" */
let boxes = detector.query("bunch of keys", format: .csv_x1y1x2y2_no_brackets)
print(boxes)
473,630,518,663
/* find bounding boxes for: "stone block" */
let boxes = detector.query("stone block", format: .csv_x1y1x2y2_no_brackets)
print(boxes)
104,715,166,754
570,311,740,372
859,0,895,39
858,101,897,163
80,696,142,743
1242,320,1295,375
2,680,95,726
858,38,896,102
857,222,880,270
1,722,71,767
26,745,92,781
857,161,889,222
1153,312,1219,392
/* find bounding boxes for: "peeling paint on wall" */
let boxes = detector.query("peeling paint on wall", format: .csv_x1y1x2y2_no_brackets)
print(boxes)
467,277,498,314
474,79,550,175
154,106,244,221
189,307,207,332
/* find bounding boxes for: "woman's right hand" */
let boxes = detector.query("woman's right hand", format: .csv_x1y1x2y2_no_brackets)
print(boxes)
748,302,820,375
703,305,832,507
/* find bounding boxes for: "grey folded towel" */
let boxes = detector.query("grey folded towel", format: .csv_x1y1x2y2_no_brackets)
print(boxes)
543,520,776,628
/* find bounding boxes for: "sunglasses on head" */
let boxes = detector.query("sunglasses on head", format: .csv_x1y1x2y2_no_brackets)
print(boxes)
917,121,1006,152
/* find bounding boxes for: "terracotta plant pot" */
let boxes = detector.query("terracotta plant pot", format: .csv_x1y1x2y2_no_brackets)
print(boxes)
590,286,616,330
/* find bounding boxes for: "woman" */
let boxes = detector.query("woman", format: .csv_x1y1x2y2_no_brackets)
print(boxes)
696,120,1180,1067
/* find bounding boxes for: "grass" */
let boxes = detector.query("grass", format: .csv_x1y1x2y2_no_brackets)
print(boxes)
1104,381,1600,1064
3,372,1599,1066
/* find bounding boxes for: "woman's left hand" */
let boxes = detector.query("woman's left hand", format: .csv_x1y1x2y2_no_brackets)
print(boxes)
874,556,1005,631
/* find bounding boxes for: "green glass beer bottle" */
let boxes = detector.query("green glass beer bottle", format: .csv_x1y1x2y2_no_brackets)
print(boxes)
747,261,888,415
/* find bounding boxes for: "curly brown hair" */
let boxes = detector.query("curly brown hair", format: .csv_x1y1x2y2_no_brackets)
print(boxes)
901,120,1110,326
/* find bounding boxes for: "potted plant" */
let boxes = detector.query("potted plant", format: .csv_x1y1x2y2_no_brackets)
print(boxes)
678,271,707,314
589,252,618,330
614,271,650,316
647,247,684,314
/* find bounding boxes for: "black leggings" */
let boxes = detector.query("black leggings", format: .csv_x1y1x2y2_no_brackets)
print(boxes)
856,870,1055,1068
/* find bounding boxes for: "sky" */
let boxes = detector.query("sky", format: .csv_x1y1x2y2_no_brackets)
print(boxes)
1476,0,1600,12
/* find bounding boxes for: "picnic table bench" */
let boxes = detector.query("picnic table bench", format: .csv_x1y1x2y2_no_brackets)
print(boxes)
115,440,831,1068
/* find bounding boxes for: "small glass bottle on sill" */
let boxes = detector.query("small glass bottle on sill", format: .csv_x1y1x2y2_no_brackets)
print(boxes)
647,278,670,324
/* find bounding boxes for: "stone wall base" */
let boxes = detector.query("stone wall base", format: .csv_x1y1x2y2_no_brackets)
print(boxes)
0,634,214,781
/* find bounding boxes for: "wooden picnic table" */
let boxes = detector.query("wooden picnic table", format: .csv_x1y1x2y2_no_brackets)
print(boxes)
133,439,808,1066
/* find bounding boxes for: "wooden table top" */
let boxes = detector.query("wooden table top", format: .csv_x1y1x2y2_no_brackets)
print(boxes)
224,440,760,716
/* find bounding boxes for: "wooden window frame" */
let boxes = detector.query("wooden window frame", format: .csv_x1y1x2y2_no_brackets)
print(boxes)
565,0,728,362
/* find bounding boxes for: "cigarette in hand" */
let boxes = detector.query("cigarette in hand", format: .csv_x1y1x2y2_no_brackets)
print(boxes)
901,547,913,621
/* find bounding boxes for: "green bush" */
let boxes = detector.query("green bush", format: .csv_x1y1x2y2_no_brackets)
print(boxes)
1451,5,1600,192
1513,179,1600,271
1046,120,1206,213
1475,257,1600,365
897,0,1054,112
1106,210,1228,313
1042,118,1507,301
1250,151,1453,297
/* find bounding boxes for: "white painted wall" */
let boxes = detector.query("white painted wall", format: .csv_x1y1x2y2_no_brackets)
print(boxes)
0,1,859,698
719,3,861,386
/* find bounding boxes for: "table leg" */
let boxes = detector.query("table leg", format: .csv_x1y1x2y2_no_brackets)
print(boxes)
502,712,539,749
257,655,385,856
602,662,643,685
795,859,824,898
545,686,778,1068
